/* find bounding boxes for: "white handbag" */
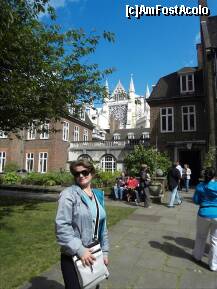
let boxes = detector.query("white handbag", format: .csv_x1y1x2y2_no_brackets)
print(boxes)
73,194,109,289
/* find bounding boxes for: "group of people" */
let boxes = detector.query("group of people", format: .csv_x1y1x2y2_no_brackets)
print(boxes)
167,161,192,208
54,159,217,289
113,164,151,208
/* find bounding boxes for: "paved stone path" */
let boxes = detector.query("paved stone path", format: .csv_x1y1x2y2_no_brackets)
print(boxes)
16,190,217,289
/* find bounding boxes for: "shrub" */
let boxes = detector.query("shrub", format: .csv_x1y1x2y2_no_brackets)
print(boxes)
124,145,171,176
4,162,20,173
93,170,120,188
21,172,73,186
3,172,22,184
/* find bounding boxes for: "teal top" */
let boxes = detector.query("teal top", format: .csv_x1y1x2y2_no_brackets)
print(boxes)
81,190,106,239
193,180,217,218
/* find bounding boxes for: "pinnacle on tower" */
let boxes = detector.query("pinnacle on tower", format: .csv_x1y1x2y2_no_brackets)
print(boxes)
129,74,135,93
104,79,110,100
145,84,150,99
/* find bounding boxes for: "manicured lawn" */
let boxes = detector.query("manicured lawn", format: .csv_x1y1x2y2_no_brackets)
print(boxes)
0,197,135,289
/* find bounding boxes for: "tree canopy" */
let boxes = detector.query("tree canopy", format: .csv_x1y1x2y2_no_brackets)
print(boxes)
124,145,171,176
0,0,115,132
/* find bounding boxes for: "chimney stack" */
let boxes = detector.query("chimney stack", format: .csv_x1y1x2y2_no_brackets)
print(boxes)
198,0,208,23
196,43,203,68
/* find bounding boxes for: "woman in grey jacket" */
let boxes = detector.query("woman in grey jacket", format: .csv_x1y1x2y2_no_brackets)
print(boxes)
55,160,109,289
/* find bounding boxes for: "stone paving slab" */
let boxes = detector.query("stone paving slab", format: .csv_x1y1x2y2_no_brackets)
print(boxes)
18,190,217,289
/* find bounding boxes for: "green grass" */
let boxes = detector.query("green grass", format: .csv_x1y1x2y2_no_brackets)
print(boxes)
0,197,135,289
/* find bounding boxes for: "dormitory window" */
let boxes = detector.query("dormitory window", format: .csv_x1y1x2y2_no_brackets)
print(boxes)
142,132,150,139
40,123,49,139
182,105,196,132
27,123,36,140
0,152,6,172
100,155,116,172
26,153,34,172
80,110,85,121
74,126,79,141
38,152,48,173
83,129,88,142
63,122,69,141
180,74,195,93
127,133,134,140
113,134,120,140
0,131,7,139
160,107,174,133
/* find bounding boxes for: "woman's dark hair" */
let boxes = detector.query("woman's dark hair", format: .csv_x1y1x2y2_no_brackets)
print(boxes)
204,167,216,183
70,159,96,176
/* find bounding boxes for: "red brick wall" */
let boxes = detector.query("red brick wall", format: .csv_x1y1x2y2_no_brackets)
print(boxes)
0,117,93,172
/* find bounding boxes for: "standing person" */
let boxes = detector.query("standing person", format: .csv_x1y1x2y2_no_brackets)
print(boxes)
192,167,217,271
55,159,109,289
183,164,191,192
167,163,182,208
113,172,126,200
139,164,151,208
176,161,183,192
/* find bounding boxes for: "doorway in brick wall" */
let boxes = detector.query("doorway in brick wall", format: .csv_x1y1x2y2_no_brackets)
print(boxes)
179,150,201,185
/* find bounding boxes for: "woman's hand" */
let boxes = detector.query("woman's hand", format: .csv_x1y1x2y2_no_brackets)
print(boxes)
80,249,96,267
104,256,109,266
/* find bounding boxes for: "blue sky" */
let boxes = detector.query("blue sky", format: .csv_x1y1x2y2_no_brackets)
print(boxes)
42,0,217,99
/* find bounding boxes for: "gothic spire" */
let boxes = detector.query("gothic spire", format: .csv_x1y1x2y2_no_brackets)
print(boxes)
129,74,135,93
145,84,150,99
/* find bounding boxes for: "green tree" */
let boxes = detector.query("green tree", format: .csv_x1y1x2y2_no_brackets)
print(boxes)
0,0,114,133
124,145,171,176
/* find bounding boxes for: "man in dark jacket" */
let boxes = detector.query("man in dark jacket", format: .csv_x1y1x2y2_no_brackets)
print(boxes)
167,163,182,207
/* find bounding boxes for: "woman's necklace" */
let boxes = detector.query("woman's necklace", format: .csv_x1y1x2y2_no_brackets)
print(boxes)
83,188,93,199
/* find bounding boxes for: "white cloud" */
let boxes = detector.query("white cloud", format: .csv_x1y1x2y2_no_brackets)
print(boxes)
39,0,82,18
49,0,80,9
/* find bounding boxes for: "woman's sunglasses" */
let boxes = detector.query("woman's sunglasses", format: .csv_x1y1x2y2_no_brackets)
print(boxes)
73,170,90,178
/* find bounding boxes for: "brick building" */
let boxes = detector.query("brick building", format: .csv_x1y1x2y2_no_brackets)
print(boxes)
0,114,93,173
147,1,217,183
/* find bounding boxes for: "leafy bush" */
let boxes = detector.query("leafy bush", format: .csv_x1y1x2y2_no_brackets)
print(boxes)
21,172,73,186
93,170,120,188
124,145,171,176
4,162,20,172
3,172,22,184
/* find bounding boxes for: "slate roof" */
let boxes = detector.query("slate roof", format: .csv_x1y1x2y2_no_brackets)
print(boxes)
148,68,204,101
67,112,94,129
105,127,150,140
207,16,217,48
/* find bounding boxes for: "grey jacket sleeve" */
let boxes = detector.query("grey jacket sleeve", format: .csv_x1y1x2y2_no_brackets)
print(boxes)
55,189,86,257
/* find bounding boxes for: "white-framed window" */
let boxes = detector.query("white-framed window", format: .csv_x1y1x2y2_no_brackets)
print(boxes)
83,129,88,142
38,152,48,173
0,152,6,172
26,153,34,172
142,132,150,139
127,133,134,139
40,123,49,139
62,121,69,141
0,131,7,139
100,155,116,172
182,105,196,132
113,133,120,140
74,126,79,141
27,123,36,140
160,107,174,133
180,73,195,93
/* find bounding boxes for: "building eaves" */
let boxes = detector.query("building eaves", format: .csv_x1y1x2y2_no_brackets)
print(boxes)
148,68,204,102
65,113,94,129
